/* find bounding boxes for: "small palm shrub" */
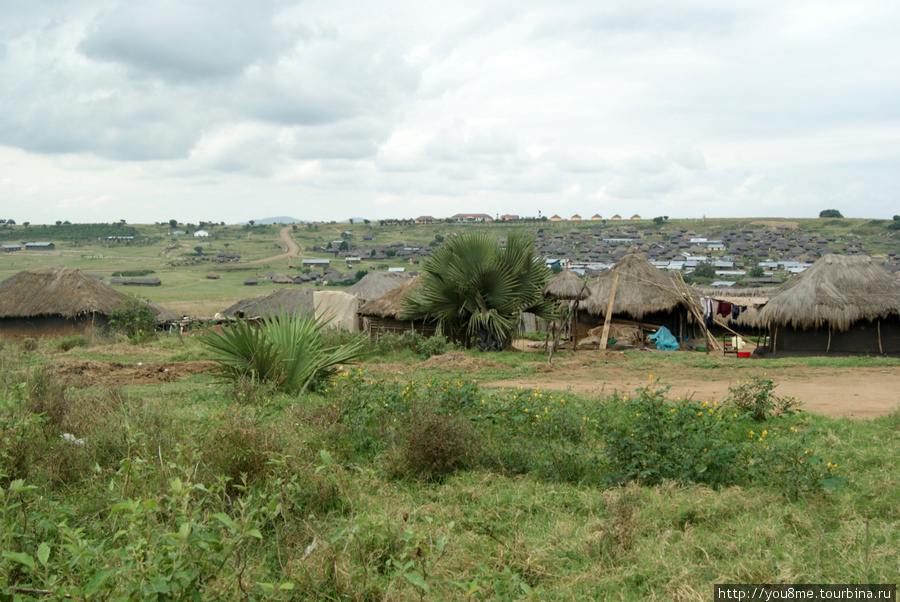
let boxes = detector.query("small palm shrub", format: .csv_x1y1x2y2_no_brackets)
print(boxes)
199,312,366,394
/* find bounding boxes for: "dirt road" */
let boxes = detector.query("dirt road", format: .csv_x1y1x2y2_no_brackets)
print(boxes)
484,359,900,418
244,226,301,265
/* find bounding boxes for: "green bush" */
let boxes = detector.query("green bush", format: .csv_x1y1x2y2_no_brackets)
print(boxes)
56,334,89,352
599,383,745,488
20,338,37,353
108,296,157,344
199,312,366,395
391,407,473,481
725,375,802,422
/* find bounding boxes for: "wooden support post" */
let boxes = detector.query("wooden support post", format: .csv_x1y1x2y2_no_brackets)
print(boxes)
572,302,579,352
878,320,883,355
599,274,619,350
773,324,778,354
826,328,832,353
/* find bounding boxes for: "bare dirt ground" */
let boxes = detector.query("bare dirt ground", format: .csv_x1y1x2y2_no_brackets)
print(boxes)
51,360,217,387
482,352,900,418
244,226,302,265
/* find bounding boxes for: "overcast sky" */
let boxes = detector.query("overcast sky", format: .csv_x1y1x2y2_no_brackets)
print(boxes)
1,0,898,224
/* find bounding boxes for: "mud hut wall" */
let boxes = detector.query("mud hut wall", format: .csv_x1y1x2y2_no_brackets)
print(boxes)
774,317,900,355
363,317,437,338
0,315,109,340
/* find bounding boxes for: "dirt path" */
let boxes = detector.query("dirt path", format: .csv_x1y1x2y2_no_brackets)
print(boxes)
244,226,302,265
484,360,900,418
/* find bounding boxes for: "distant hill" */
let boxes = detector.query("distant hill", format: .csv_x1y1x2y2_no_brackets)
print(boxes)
247,216,303,225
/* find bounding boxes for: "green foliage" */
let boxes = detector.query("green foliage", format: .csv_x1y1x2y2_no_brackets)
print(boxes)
599,383,744,488
392,408,473,481
199,313,366,395
746,265,765,278
745,426,847,499
402,231,557,351
725,376,802,422
819,209,844,218
691,262,716,279
0,386,46,483
652,216,668,225
56,334,89,352
19,338,37,353
108,297,157,344
111,270,155,277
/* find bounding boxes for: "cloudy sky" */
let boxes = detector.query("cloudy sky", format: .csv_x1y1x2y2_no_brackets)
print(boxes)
1,0,898,224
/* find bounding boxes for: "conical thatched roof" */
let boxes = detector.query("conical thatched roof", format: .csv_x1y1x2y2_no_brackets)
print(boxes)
757,254,900,331
222,288,315,319
147,302,179,323
0,268,130,318
582,254,686,319
542,269,589,301
358,276,421,319
343,271,410,301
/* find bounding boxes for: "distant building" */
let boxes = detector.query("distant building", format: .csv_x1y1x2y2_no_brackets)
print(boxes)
630,214,641,220
451,213,493,222
2,244,21,253
611,214,622,221
171,231,186,236
302,259,330,266
570,214,582,221
24,242,55,250
193,230,209,237
591,214,603,220
499,214,519,221
550,215,562,222
414,216,438,224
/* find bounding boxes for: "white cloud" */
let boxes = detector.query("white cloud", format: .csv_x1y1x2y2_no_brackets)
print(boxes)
0,0,897,223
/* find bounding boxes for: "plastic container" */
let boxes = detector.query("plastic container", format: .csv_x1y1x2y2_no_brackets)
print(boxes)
695,345,709,352
737,351,751,358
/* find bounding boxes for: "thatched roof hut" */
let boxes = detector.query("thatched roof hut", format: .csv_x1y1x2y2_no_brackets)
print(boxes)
583,254,685,320
0,268,173,336
758,255,900,331
756,254,900,355
358,277,435,337
222,288,315,320
0,268,129,319
343,271,410,302
542,269,589,301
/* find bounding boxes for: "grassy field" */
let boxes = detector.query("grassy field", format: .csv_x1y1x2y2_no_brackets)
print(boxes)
1,332,897,600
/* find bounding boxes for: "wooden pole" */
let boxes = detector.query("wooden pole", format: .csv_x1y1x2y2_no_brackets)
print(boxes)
773,324,778,354
826,328,832,353
878,320,883,355
572,301,579,352
599,274,619,350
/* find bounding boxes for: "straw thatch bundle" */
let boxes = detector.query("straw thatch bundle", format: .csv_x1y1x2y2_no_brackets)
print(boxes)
206,272,220,280
582,254,685,319
0,268,130,318
222,288,315,319
757,254,900,331
542,269,588,301
343,271,410,302
358,276,421,319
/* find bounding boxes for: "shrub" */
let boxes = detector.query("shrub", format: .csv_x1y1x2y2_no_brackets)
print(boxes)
392,407,473,481
108,296,157,344
56,334,89,352
0,386,46,483
725,375,802,422
745,426,846,499
20,338,37,352
199,312,366,394
599,383,744,488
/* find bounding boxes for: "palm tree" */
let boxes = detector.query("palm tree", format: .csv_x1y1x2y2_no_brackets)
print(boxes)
402,231,557,351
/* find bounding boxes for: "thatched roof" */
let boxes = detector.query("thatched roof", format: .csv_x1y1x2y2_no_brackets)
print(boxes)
542,269,589,301
582,254,686,319
343,271,411,301
358,276,421,319
689,287,773,307
147,302,179,323
222,288,315,319
0,268,131,319
757,254,900,331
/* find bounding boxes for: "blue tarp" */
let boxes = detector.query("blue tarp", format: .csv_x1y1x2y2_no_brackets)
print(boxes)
648,326,679,351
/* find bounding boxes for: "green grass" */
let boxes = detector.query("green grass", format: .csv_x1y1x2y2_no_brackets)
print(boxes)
1,334,898,599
